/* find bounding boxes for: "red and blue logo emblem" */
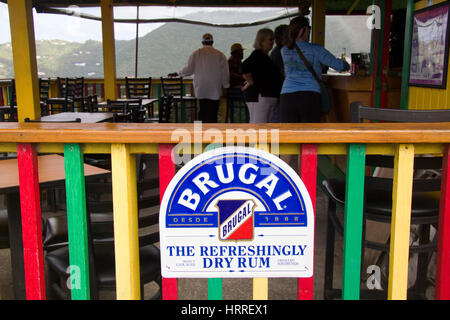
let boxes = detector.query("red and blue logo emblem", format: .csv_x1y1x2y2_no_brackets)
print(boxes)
217,199,255,241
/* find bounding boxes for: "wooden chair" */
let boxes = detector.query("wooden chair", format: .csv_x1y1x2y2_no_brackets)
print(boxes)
125,77,152,99
45,77,74,114
322,101,450,300
39,78,52,116
160,76,197,122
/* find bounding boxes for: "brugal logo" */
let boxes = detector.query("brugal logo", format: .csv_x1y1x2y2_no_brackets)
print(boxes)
217,199,255,241
159,146,315,278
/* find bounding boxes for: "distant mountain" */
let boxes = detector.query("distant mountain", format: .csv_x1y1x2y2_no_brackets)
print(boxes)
0,11,370,79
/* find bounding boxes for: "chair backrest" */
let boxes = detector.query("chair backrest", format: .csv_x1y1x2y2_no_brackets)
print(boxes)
64,77,85,99
106,99,129,113
160,77,184,97
158,95,173,123
350,101,450,123
39,78,51,101
350,101,444,193
125,77,152,99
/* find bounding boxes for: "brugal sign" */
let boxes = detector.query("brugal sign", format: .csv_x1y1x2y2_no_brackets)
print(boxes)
159,147,314,278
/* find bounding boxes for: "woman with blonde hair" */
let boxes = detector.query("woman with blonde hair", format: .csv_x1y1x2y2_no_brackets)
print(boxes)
241,28,282,123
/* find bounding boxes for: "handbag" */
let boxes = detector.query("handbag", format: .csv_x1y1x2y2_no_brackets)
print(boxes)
294,44,333,115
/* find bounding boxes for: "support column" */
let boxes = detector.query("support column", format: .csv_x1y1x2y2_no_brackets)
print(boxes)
312,0,326,46
101,0,117,100
7,0,40,122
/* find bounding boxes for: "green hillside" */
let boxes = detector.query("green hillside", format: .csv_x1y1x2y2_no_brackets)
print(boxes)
0,11,370,79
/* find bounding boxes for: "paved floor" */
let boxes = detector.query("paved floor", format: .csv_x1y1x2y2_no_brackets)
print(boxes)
0,155,342,300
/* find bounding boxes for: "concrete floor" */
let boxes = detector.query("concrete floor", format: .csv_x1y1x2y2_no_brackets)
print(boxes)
0,155,343,300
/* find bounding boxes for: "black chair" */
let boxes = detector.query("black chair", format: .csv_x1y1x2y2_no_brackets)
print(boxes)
65,77,86,112
160,77,197,122
226,87,248,123
323,102,450,300
125,77,152,99
0,79,17,122
44,174,161,300
38,78,52,116
45,77,74,114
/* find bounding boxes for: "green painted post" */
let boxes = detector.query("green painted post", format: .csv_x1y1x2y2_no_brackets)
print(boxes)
400,0,414,110
204,143,223,300
342,144,366,300
64,143,90,300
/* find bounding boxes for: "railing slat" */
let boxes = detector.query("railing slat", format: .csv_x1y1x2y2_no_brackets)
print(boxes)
388,144,415,300
111,143,140,299
64,143,90,300
298,144,318,300
159,143,178,300
342,143,366,300
16,143,45,300
436,144,450,299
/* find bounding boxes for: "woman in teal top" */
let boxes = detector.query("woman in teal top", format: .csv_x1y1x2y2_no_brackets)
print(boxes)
280,16,350,123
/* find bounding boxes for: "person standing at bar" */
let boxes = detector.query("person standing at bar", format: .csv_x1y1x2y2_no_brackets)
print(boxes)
169,33,229,123
270,24,289,123
280,16,349,123
242,28,282,123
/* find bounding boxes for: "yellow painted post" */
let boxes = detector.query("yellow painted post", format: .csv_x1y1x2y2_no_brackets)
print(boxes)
7,0,40,122
111,143,140,299
388,144,415,300
312,0,326,46
101,0,117,100
253,143,269,300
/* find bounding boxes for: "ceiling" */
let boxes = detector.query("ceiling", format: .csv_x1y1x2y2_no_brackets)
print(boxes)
1,0,412,15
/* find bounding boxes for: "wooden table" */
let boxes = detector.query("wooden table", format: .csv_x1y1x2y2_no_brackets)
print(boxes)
40,112,114,123
0,154,109,299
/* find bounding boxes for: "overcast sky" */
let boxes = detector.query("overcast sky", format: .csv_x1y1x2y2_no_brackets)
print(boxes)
0,3,292,44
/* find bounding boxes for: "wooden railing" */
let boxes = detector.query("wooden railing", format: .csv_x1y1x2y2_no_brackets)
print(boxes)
0,122,449,300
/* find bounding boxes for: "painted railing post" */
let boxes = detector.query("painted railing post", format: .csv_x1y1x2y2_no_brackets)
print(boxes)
388,144,414,300
298,144,318,300
16,143,45,300
342,143,366,300
436,145,450,299
159,143,178,300
64,143,90,300
205,143,223,300
111,143,140,299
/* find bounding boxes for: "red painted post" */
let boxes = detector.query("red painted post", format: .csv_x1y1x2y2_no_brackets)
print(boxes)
159,143,178,300
297,144,317,300
436,145,450,299
16,143,46,300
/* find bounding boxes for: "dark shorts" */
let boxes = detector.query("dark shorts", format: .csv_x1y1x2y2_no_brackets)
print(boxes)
280,91,322,123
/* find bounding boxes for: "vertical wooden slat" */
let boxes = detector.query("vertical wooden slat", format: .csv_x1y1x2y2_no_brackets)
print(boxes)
159,144,177,300
111,143,140,299
297,144,317,300
64,143,90,300
400,0,414,110
16,143,45,300
253,278,268,300
342,143,366,300
205,143,223,300
100,0,117,100
435,145,450,299
388,144,414,300
253,143,270,300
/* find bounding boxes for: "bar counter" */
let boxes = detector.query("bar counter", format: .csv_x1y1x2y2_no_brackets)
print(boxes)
324,74,402,122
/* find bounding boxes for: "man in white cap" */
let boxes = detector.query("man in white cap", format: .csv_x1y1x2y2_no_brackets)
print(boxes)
168,33,229,123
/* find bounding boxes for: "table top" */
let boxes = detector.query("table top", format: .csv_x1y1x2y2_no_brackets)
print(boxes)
97,98,158,107
40,112,114,123
0,154,109,193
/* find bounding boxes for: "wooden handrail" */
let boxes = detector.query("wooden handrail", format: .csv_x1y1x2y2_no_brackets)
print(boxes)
0,122,450,144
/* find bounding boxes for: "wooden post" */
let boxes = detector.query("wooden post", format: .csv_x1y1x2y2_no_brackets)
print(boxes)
342,144,366,300
159,144,178,300
7,0,40,121
111,143,140,299
388,144,414,300
16,143,45,299
312,0,326,46
64,144,90,300
101,0,117,100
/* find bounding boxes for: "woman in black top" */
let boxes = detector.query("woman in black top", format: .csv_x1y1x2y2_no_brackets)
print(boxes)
242,28,283,123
